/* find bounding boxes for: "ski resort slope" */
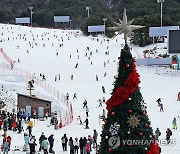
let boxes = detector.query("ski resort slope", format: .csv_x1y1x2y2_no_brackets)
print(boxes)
0,24,180,154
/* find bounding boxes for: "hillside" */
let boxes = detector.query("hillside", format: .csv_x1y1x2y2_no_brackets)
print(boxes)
0,0,180,28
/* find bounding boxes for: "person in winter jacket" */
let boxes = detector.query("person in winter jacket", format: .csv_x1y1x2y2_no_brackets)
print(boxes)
39,132,46,151
93,130,98,148
61,134,68,151
86,141,91,154
155,128,161,141
6,136,11,150
24,133,29,151
102,86,105,93
73,137,79,154
79,137,84,154
29,135,37,154
41,137,49,154
85,106,89,117
172,117,177,129
3,138,9,154
166,128,172,144
68,137,74,154
48,134,54,153
84,118,89,129
88,135,93,151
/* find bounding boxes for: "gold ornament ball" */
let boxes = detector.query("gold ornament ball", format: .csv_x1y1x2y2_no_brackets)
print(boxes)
128,97,131,101
149,135,152,138
145,147,148,150
127,131,130,134
117,124,120,128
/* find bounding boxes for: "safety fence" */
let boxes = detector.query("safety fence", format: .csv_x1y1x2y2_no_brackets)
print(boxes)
0,63,73,128
0,48,14,68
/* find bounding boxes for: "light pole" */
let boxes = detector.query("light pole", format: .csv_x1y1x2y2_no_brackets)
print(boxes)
29,6,33,26
103,18,107,36
86,6,90,17
157,0,165,27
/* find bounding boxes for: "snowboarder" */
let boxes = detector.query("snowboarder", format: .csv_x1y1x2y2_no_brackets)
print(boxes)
155,128,161,141
61,134,68,151
172,117,177,129
102,86,106,93
166,128,172,144
75,63,78,68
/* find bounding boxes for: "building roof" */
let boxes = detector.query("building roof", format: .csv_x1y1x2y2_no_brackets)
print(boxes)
17,93,51,103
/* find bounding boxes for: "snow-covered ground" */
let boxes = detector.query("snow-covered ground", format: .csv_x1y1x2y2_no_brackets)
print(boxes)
0,23,180,153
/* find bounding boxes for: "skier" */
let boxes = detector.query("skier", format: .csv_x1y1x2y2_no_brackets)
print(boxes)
48,134,54,153
102,97,105,103
70,75,74,80
61,134,68,151
66,93,69,100
73,93,77,99
93,129,98,149
58,74,61,80
84,118,89,129
172,117,177,129
166,128,172,144
83,100,88,108
159,103,164,111
77,116,83,125
75,63,78,68
55,75,57,82
96,75,99,81
97,99,103,107
102,86,105,93
85,106,89,117
156,98,161,106
155,128,161,141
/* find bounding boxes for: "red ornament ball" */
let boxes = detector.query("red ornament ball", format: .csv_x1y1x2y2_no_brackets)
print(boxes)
143,112,147,116
139,132,143,136
126,64,130,68
108,148,113,152
128,109,132,114
111,112,115,116
100,134,103,137
144,123,149,127
129,143,133,147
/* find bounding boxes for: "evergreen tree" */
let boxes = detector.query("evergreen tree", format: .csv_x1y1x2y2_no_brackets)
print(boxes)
100,44,160,154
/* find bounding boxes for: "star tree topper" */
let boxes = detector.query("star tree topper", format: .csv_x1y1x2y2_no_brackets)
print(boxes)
108,8,144,44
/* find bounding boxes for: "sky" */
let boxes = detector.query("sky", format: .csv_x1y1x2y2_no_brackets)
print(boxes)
0,23,180,154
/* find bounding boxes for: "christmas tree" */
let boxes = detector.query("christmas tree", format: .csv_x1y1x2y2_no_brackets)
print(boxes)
100,44,160,154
